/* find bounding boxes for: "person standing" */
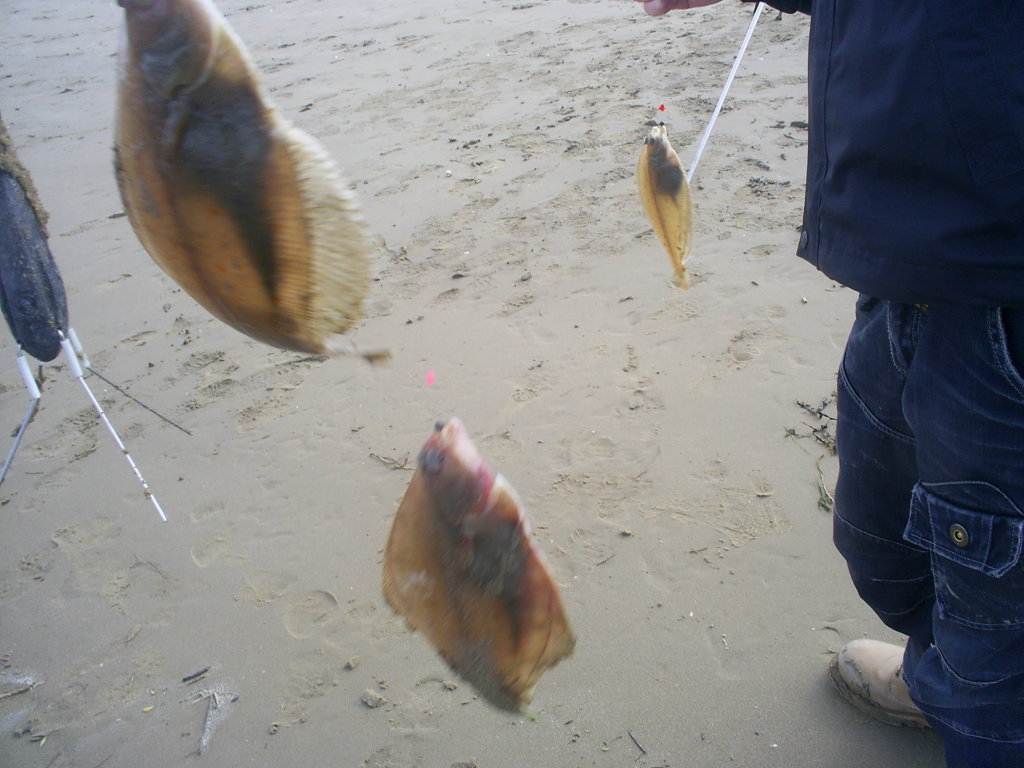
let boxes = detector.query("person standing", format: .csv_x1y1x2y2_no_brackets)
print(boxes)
634,2,1024,766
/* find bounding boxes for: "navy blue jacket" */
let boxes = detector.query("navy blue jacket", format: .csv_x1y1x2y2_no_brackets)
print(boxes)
755,1,1024,306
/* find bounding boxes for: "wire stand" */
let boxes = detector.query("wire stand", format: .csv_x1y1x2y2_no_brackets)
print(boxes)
0,328,167,522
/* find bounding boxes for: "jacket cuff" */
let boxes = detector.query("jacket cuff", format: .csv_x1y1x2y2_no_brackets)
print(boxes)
741,0,811,14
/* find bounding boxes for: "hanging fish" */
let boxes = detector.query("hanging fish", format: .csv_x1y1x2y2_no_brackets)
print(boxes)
0,115,69,363
382,419,575,712
114,0,372,356
637,123,693,289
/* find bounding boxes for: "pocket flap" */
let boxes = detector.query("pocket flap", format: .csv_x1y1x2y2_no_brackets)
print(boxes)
905,482,1024,577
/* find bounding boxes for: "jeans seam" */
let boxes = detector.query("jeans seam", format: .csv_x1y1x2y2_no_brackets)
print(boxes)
834,505,925,555
936,643,1014,689
838,361,915,446
875,591,935,619
936,605,1024,631
885,304,909,377
989,308,1024,400
868,574,932,585
922,708,1024,743
930,649,1024,742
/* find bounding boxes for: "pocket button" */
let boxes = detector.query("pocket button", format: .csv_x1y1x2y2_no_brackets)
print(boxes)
949,523,970,548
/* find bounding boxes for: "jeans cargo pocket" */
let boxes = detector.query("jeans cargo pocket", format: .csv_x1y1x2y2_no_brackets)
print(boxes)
905,481,1024,630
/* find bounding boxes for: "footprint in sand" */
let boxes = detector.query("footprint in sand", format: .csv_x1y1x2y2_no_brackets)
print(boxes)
283,589,340,640
668,464,792,549
322,597,401,647
0,548,56,601
234,569,292,605
237,395,291,431
511,368,552,405
114,329,156,349
361,747,414,768
724,319,785,367
191,537,247,568
52,517,122,552
621,344,665,413
31,407,100,463
275,647,349,728
189,502,226,524
176,354,317,425
385,678,461,736
432,287,461,305
728,331,761,363
179,349,228,375
500,293,535,316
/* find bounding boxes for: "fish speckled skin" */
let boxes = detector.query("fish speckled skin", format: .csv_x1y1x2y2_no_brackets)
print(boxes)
382,419,575,712
637,124,693,289
115,0,371,355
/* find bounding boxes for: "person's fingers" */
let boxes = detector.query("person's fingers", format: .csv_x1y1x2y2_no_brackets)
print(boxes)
634,0,721,15
635,0,674,16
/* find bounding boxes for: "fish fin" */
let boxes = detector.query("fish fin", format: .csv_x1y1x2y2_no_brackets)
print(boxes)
272,122,372,349
382,468,438,620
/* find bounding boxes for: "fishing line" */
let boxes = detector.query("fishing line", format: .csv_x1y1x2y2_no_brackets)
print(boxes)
686,1,765,182
66,327,192,437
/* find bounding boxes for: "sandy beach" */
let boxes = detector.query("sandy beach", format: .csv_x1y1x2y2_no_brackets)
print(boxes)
0,1,944,766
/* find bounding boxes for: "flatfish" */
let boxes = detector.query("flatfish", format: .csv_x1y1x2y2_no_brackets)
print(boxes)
637,123,693,288
383,419,575,711
115,0,372,355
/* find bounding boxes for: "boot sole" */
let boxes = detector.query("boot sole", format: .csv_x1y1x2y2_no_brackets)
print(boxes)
827,654,930,729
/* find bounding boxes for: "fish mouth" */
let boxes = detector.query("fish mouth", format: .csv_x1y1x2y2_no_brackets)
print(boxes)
433,417,464,435
645,123,668,146
419,419,466,473
418,419,496,515
439,419,488,476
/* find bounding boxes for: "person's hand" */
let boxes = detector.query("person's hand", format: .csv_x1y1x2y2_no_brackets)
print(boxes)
634,0,723,16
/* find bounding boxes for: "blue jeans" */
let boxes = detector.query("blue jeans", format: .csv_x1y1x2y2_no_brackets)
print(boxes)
833,296,1024,767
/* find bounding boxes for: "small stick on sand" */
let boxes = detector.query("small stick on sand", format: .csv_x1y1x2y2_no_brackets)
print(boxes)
370,452,414,471
182,666,210,685
627,729,647,755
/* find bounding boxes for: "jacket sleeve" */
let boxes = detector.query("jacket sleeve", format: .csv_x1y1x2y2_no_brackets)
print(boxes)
742,0,811,14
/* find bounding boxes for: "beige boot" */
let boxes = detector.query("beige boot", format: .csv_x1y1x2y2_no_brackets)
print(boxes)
828,639,930,728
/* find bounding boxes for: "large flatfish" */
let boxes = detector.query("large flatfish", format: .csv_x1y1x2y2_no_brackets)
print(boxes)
382,419,575,712
637,123,693,289
114,0,372,355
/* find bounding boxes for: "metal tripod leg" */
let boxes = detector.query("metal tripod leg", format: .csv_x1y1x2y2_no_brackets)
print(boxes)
59,330,167,522
0,350,42,486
